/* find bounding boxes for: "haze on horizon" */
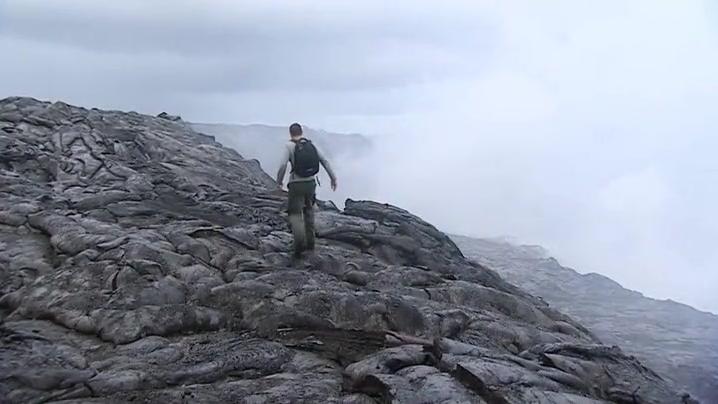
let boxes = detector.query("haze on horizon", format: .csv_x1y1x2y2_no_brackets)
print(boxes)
1,0,717,313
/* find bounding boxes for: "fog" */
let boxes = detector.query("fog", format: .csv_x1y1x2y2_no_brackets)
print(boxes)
1,0,717,313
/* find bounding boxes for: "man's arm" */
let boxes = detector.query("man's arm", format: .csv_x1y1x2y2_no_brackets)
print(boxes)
276,145,291,188
317,148,338,190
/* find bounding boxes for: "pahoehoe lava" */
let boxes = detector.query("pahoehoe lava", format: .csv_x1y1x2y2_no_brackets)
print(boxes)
0,97,695,403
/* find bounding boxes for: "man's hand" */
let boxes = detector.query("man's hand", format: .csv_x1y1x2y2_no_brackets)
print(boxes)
331,178,338,191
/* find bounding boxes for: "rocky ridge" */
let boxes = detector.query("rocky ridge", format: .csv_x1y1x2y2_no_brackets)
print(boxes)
0,97,692,403
451,235,718,403
190,123,372,172
190,122,374,206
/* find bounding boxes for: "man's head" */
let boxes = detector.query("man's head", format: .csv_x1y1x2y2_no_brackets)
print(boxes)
289,123,303,140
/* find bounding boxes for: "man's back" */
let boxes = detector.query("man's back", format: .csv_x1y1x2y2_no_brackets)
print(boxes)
277,138,337,189
290,138,320,178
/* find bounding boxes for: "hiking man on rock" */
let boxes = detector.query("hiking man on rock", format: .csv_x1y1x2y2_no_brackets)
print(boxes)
276,123,338,259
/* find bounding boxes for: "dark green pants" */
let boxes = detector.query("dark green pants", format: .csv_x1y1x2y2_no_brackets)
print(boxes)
287,180,316,254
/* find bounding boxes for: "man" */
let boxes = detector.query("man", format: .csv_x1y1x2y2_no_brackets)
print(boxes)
276,123,338,259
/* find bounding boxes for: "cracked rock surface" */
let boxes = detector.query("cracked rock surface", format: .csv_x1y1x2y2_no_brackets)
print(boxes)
0,97,692,403
452,235,717,403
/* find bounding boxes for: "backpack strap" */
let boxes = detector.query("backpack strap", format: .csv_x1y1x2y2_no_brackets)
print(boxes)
289,141,297,172
289,138,308,171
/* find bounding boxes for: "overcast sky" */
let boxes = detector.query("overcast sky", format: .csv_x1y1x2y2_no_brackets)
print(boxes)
2,0,717,313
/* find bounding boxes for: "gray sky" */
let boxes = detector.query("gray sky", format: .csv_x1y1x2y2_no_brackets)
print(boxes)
2,0,717,313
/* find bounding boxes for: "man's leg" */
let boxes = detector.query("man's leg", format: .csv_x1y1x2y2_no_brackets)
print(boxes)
287,182,307,257
303,181,317,250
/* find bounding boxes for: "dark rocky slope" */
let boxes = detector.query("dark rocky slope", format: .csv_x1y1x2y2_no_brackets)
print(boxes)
0,97,691,403
452,235,717,403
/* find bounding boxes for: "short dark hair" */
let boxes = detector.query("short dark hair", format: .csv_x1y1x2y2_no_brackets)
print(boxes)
289,123,303,136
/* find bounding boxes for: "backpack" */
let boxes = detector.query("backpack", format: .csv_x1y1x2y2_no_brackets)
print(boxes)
291,138,320,177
